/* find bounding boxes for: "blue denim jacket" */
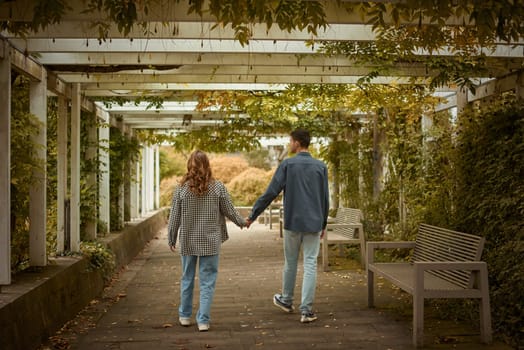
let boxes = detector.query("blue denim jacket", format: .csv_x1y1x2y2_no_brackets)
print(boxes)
249,152,329,232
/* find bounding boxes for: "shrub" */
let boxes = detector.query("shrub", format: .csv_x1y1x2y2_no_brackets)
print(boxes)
159,175,181,207
244,149,272,170
452,95,524,347
159,147,186,180
226,167,274,206
210,154,249,184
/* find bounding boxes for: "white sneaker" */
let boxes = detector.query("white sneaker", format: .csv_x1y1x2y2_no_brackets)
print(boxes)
179,317,191,326
198,323,210,332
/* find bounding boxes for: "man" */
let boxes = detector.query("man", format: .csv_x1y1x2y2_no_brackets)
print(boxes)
246,128,329,323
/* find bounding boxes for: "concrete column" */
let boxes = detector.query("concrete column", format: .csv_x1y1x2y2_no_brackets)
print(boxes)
70,84,81,252
456,87,468,116
148,146,155,211
117,124,125,229
141,147,148,216
29,69,47,266
0,41,11,284
98,113,110,233
84,113,97,240
123,128,132,222
155,145,160,209
130,159,138,219
56,97,68,253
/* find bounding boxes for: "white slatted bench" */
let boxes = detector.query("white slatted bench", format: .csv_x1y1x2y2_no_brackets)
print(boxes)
321,208,366,271
366,223,492,347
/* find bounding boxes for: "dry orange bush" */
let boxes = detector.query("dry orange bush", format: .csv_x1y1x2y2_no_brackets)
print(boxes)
159,175,181,207
160,154,250,207
210,155,249,184
226,167,275,206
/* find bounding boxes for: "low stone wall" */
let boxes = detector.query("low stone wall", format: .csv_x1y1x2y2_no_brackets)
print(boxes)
103,209,168,268
0,208,168,350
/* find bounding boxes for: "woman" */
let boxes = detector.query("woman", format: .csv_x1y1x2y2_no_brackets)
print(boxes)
167,150,246,332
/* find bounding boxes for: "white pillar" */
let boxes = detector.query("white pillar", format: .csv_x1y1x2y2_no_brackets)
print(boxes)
456,87,468,116
130,159,138,219
141,146,148,216
84,113,97,240
29,69,47,266
56,97,68,253
0,41,11,284
155,146,160,209
148,146,155,211
117,125,125,228
70,84,81,252
98,112,110,233
132,160,140,218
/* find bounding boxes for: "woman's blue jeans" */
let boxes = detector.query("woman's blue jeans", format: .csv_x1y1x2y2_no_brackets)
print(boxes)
281,229,320,313
179,254,219,325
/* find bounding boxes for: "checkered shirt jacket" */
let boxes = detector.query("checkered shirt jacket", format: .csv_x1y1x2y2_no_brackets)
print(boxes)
167,180,246,256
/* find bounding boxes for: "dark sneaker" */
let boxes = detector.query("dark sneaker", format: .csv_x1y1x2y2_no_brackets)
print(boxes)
273,294,294,313
300,311,318,323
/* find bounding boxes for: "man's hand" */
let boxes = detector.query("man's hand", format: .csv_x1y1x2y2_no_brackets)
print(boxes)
320,229,326,239
245,218,253,228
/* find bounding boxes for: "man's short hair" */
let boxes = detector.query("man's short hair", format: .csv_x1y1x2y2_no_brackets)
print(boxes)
290,128,311,148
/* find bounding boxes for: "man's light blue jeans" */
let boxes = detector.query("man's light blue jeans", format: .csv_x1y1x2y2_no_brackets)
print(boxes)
281,229,320,313
179,254,219,325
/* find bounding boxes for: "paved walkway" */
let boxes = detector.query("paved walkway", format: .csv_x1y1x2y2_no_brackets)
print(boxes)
41,222,510,350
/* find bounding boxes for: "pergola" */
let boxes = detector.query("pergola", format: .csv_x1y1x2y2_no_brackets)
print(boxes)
1,0,523,285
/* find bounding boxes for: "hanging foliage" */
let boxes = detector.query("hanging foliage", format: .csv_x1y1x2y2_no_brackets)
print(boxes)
2,1,521,46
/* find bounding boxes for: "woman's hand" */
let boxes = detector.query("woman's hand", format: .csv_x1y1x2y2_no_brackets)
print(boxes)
169,245,176,253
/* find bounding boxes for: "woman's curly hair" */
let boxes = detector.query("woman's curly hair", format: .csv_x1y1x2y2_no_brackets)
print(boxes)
180,150,214,196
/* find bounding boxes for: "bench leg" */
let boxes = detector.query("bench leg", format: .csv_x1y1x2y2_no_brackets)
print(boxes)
479,267,493,343
367,269,374,307
413,293,424,347
359,237,366,269
480,294,493,344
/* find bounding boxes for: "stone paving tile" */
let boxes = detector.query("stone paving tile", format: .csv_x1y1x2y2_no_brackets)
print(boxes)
53,222,510,350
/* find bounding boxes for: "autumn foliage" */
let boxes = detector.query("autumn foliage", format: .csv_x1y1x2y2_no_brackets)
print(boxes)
159,153,273,207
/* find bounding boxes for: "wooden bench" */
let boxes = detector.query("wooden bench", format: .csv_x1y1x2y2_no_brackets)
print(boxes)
320,208,365,271
366,223,492,347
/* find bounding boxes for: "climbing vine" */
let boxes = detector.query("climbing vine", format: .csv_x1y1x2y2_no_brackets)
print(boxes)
109,125,140,231
10,74,45,271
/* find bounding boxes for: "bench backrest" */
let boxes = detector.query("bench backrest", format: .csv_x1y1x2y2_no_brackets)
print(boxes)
332,207,363,239
412,224,485,289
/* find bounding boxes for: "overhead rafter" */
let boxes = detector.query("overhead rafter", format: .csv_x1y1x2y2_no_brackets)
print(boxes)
1,0,523,130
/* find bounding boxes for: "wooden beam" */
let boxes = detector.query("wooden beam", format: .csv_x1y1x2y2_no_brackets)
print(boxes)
9,45,43,81
468,71,523,102
79,75,414,88
4,21,377,41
